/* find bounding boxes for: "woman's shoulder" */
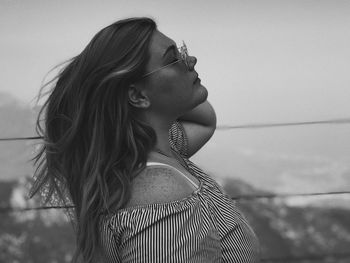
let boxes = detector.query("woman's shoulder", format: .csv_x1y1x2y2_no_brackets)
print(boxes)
123,165,197,209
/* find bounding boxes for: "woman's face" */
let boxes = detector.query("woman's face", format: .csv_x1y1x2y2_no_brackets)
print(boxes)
141,30,208,118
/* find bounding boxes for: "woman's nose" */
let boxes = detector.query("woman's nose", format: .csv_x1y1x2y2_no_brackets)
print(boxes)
187,56,197,70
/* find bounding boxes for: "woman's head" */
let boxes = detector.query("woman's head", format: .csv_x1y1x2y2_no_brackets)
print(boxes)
29,17,160,263
128,30,208,120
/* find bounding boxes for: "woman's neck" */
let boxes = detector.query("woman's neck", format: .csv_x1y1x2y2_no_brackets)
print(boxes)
142,113,176,157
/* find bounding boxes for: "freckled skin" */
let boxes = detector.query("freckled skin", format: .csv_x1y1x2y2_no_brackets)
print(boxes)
126,167,195,207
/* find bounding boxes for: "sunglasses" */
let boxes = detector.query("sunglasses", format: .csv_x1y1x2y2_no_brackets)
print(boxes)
141,40,189,78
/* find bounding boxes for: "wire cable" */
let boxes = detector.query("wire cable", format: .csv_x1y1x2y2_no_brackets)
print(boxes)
1,117,350,141
1,190,349,214
231,190,350,200
0,136,41,141
218,117,350,130
260,251,350,262
0,205,75,213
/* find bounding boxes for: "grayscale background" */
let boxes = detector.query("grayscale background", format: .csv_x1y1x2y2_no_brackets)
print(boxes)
1,0,349,262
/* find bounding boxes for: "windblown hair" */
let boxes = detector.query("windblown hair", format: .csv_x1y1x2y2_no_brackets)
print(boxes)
28,17,157,263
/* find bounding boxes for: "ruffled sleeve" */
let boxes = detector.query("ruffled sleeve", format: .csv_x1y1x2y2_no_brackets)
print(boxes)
98,195,222,263
169,120,189,158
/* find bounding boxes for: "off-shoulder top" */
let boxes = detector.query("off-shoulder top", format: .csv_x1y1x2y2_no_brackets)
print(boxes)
98,120,261,262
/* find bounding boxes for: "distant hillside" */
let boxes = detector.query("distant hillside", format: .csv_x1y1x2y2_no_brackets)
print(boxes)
0,180,17,207
0,176,349,262
0,177,75,263
221,176,350,261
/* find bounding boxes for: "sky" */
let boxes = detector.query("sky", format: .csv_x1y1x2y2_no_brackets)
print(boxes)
1,0,350,197
1,0,349,123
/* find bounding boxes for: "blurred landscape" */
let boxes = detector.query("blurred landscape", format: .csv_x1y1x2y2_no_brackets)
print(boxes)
1,175,350,262
1,92,350,262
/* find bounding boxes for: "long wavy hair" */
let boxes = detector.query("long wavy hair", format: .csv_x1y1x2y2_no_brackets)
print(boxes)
28,17,157,263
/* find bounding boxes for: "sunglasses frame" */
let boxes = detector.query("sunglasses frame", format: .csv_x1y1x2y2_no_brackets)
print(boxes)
141,40,189,78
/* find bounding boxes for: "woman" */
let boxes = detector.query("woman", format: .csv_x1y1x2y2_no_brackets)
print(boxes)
29,17,260,262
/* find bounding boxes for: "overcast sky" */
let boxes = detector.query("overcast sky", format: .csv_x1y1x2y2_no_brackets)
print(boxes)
1,0,350,194
1,0,349,124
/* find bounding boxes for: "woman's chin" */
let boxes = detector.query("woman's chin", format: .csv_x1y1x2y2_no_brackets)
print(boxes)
197,83,208,102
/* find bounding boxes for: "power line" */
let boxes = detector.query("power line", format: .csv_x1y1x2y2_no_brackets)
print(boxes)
0,205,75,213
1,190,349,214
232,190,350,200
1,117,350,141
0,136,40,141
218,117,350,130
261,251,350,262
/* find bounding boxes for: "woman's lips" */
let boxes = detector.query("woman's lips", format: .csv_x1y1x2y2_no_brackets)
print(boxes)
194,77,200,84
193,74,200,84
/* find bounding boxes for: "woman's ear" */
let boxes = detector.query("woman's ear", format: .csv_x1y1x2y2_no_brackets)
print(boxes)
128,84,150,108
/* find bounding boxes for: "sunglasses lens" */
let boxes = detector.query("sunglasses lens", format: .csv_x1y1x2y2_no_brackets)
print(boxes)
181,45,189,67
178,41,189,68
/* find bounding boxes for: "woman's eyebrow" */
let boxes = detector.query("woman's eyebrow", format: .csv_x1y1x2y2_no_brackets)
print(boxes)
162,44,177,58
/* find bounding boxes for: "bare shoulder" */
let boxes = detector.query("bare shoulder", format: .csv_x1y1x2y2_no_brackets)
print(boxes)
124,166,195,208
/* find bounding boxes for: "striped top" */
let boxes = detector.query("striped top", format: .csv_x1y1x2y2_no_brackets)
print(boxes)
98,121,261,262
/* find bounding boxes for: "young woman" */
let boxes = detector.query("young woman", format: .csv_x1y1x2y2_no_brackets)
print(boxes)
29,17,260,262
